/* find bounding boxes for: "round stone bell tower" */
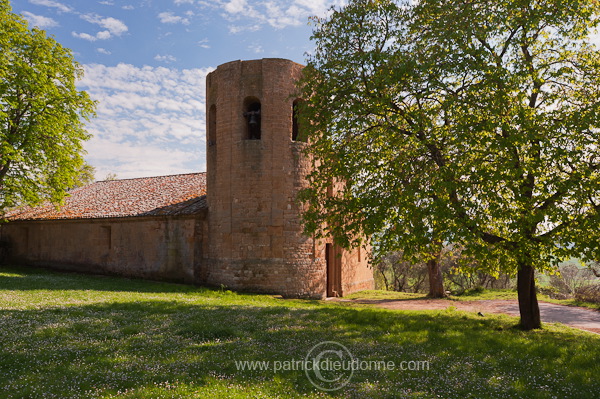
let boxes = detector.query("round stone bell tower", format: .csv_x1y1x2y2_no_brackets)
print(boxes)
203,58,321,297
202,58,373,298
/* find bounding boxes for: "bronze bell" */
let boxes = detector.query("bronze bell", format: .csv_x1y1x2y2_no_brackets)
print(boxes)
248,112,259,126
244,110,260,125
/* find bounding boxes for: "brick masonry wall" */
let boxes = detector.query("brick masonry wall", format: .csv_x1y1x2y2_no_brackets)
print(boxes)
1,216,203,283
205,58,373,298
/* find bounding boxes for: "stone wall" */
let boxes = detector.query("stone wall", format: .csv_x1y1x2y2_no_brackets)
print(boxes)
0,215,206,283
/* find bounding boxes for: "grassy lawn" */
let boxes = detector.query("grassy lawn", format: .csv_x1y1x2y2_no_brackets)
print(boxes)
343,290,428,301
0,266,599,398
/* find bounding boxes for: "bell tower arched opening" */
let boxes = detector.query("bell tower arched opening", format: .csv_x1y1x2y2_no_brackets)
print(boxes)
208,104,216,146
292,99,305,142
243,97,261,140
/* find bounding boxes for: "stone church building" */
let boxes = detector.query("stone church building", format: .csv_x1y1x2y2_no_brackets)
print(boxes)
0,59,374,298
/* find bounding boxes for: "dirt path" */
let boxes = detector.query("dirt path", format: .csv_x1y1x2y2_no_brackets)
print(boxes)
338,298,600,334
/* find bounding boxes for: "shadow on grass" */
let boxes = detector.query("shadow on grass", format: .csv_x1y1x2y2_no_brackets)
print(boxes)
340,298,438,306
1,299,599,398
0,264,221,295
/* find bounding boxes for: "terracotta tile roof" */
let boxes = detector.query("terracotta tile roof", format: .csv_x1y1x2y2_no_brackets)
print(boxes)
4,172,207,221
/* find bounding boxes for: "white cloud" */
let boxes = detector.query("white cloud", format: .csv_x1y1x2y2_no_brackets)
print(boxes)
224,0,247,14
197,38,210,49
154,54,177,63
81,14,128,36
122,5,134,10
219,0,346,31
158,11,190,25
228,24,260,34
96,48,112,55
28,0,73,13
294,0,341,15
86,138,201,179
175,0,340,32
21,11,59,28
73,14,128,42
72,31,98,41
96,30,112,40
78,64,213,179
248,44,263,54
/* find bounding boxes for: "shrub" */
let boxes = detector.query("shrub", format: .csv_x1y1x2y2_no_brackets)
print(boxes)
574,284,600,304
547,263,599,299
538,285,571,300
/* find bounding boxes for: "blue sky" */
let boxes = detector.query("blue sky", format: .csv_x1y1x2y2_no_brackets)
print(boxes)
11,0,345,179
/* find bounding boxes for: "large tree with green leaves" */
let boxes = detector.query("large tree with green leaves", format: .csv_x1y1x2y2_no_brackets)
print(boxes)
0,0,95,212
298,0,600,329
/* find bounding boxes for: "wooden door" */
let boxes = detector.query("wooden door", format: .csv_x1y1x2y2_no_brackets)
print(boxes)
326,243,342,297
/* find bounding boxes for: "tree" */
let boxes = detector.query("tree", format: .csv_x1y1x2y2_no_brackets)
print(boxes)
297,0,600,329
0,0,95,212
104,173,118,181
72,162,96,189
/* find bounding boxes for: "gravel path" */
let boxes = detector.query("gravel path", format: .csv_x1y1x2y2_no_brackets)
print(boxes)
339,298,600,334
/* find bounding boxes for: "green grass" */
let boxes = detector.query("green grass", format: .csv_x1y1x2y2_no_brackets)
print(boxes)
343,290,427,301
0,266,599,398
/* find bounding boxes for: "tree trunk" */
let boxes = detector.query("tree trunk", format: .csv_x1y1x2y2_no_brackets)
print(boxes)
427,258,445,298
379,269,390,291
517,262,541,330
